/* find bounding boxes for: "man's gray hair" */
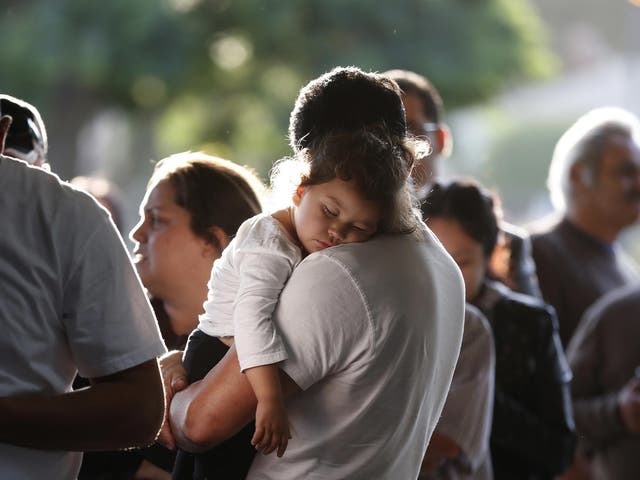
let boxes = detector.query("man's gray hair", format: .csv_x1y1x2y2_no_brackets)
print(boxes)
547,107,640,211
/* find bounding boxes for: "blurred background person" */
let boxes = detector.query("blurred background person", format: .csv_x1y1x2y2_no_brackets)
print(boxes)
423,179,576,480
566,282,640,479
419,303,495,480
382,69,451,195
530,107,640,347
383,69,540,298
372,70,496,480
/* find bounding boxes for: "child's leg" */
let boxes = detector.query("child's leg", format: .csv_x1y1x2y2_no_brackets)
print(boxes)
182,328,226,382
172,329,218,480
172,329,256,480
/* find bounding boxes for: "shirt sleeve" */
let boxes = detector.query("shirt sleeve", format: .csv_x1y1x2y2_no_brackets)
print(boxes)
233,248,296,371
232,217,301,371
531,236,568,342
62,212,166,379
490,303,576,475
567,303,627,449
271,253,372,391
436,306,495,471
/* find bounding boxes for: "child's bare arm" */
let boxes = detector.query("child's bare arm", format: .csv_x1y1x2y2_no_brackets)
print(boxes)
245,364,291,457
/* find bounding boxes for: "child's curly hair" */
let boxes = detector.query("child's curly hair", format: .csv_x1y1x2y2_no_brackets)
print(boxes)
273,124,423,234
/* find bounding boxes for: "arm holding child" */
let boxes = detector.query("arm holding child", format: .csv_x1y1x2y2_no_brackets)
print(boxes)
164,345,300,453
197,214,302,457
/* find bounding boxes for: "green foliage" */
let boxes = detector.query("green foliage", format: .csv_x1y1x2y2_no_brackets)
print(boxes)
2,1,205,105
1,0,556,177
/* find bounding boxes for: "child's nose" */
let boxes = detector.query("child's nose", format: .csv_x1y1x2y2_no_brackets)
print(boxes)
328,224,346,244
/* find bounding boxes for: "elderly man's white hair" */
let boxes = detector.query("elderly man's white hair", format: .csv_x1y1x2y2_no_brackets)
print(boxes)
547,106,640,212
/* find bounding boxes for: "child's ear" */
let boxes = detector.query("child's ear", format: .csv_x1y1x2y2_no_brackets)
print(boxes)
292,186,304,206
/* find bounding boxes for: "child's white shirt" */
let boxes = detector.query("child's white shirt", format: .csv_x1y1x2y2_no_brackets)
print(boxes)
198,213,302,371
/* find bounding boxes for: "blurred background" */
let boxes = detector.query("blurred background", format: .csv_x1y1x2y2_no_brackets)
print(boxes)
2,0,640,258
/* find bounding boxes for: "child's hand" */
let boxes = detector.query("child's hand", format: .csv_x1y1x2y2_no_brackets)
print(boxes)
251,398,291,457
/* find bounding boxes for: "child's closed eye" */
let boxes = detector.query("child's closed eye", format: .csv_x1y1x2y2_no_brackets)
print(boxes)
322,204,338,217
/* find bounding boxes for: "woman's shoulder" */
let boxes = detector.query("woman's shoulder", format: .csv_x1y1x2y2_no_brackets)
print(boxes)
491,283,569,381
492,282,556,330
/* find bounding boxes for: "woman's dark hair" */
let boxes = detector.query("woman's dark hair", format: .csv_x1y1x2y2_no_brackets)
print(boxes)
422,179,501,258
149,152,264,248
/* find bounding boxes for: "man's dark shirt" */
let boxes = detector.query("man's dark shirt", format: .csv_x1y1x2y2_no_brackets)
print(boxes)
531,218,639,346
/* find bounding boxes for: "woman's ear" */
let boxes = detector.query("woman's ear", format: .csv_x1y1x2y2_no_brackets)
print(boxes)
292,186,305,206
204,225,230,258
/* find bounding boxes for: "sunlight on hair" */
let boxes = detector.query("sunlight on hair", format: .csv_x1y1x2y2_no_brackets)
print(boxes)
266,156,309,213
414,137,432,159
548,106,640,212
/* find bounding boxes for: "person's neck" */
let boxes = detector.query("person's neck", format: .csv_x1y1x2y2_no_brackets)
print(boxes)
566,207,620,244
162,289,206,336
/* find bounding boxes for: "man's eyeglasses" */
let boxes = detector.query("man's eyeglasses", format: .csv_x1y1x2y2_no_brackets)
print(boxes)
408,122,440,137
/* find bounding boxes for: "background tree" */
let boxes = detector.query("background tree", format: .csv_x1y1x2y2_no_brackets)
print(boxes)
1,0,554,187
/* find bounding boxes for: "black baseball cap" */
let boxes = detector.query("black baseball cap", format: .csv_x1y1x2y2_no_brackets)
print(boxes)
0,94,47,155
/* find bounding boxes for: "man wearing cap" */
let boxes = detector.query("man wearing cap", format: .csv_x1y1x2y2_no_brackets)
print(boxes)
0,94,48,167
0,101,167,479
